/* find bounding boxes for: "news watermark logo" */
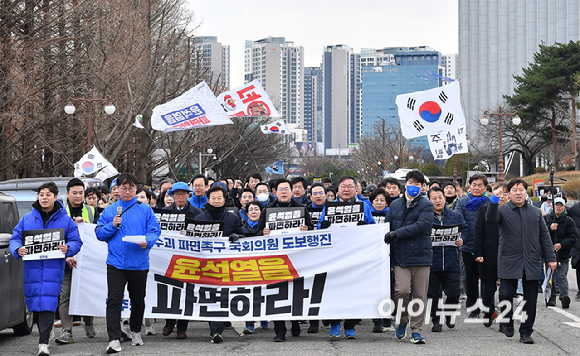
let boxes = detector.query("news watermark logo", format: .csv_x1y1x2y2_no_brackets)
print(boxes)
378,298,528,325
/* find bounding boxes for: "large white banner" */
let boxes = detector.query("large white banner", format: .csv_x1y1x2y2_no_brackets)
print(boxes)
396,81,466,139
151,81,233,133
217,80,281,118
70,223,390,321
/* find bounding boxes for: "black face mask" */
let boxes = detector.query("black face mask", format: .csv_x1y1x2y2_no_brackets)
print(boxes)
446,196,456,204
204,202,225,220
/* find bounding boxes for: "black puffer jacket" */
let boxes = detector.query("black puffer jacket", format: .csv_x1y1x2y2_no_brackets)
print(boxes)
544,211,578,261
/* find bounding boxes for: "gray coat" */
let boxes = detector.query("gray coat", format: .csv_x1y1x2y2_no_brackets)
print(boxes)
486,200,556,280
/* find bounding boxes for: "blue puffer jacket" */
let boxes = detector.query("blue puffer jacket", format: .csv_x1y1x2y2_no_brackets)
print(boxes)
453,195,489,253
95,198,161,270
187,194,208,210
431,206,468,272
9,201,82,312
386,195,434,267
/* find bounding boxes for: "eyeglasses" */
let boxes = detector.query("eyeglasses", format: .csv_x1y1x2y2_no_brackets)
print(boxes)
119,187,136,192
248,207,261,212
278,187,291,192
312,191,325,196
193,185,205,189
339,185,355,190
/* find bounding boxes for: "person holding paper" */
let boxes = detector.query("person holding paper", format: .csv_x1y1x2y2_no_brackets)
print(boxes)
427,186,467,333
9,182,82,356
95,173,161,354
486,178,556,344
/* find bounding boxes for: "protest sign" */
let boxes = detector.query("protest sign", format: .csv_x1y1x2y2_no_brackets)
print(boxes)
325,202,364,225
21,228,65,261
265,207,306,235
430,224,462,246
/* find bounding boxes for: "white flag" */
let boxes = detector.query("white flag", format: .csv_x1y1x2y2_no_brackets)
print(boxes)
396,81,466,139
151,81,233,132
133,115,145,129
73,146,118,178
217,80,281,118
95,164,119,181
428,124,469,160
261,120,291,135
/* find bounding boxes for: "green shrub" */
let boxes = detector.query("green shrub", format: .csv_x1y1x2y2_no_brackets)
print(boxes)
535,167,546,173
566,166,576,171
562,180,580,200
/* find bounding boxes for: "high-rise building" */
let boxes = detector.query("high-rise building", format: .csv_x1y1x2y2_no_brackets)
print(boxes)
360,47,443,149
321,45,361,150
459,0,580,138
244,37,304,125
441,54,458,85
194,36,230,90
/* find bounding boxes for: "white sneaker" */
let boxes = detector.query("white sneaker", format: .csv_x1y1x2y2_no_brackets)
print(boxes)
131,332,143,346
145,325,155,335
53,320,62,327
120,323,132,341
106,340,122,354
49,330,55,343
516,294,524,306
38,344,49,356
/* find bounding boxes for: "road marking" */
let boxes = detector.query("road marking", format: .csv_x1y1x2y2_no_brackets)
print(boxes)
548,306,580,329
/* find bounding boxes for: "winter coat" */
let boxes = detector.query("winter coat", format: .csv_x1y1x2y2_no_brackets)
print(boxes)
486,199,556,280
195,208,245,237
292,194,312,206
241,219,260,237
454,195,490,253
357,194,372,207
95,197,161,271
544,211,578,261
474,205,499,280
187,194,208,210
9,201,82,312
163,201,202,218
256,199,314,235
385,195,434,267
431,206,467,272
371,207,389,224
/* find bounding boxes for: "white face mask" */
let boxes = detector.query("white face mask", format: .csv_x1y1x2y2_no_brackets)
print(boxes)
256,193,269,202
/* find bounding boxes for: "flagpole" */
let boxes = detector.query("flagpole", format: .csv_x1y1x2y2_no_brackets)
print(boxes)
135,115,179,181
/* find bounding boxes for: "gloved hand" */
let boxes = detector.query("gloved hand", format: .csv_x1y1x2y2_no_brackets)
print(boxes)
357,220,368,226
384,231,397,244
320,220,331,229
229,233,241,243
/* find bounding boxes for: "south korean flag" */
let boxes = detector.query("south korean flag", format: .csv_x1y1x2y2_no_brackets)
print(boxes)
395,81,466,139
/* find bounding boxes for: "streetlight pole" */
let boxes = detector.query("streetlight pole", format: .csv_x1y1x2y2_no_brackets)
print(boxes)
480,106,520,183
64,90,115,151
198,148,216,177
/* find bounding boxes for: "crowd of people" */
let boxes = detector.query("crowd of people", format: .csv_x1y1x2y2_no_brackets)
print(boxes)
7,170,580,355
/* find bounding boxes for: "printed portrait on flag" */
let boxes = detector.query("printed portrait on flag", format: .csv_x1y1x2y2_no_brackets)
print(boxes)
217,80,281,118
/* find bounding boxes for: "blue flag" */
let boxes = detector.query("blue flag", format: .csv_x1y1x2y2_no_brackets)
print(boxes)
265,160,283,174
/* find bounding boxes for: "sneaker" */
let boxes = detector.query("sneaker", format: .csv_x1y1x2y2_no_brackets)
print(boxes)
459,293,467,302
211,333,223,344
120,322,132,341
38,344,49,356
395,322,408,339
504,326,515,338
410,332,425,344
382,325,395,332
145,325,155,335
519,333,534,344
260,321,269,329
84,324,96,338
243,326,255,335
345,329,356,339
562,296,571,309
431,323,442,332
467,311,480,319
106,340,122,354
516,294,524,306
73,321,81,326
330,324,341,338
55,330,74,344
131,332,143,346
53,320,62,327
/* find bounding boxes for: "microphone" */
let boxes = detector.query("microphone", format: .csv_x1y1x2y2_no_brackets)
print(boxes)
117,206,122,229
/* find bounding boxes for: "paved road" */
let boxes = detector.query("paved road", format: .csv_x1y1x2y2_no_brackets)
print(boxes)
2,270,579,355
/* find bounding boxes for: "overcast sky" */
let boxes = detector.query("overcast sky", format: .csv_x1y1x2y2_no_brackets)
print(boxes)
186,0,459,88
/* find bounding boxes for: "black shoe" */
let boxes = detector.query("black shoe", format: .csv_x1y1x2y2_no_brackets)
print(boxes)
210,333,223,344
547,299,556,307
307,325,319,333
445,316,455,329
538,285,543,293
431,324,442,332
468,311,480,319
372,325,384,333
483,314,492,328
562,296,571,309
224,321,232,327
273,334,286,342
498,325,506,333
322,320,331,327
519,334,534,344
291,324,301,337
504,327,515,338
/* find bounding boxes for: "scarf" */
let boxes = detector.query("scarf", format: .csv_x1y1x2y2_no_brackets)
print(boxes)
203,202,225,220
464,195,487,211
371,206,389,214
247,219,259,229
446,196,457,204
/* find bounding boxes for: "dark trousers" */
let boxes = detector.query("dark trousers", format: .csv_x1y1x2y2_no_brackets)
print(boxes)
427,270,460,324
330,319,356,329
462,251,480,312
274,321,300,336
481,279,498,318
106,265,148,342
209,321,224,335
37,311,54,344
164,319,189,332
499,272,538,335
